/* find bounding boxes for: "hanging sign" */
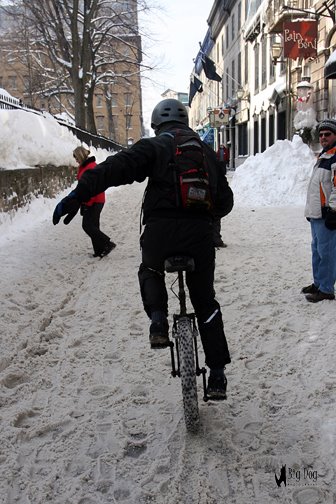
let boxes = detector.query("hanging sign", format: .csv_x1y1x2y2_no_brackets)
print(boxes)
283,21,317,60
208,108,230,128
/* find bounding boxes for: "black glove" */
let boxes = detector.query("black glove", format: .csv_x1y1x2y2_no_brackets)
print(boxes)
53,190,81,225
325,209,336,230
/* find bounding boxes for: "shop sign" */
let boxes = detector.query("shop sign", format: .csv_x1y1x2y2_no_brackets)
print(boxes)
283,21,317,60
208,108,230,128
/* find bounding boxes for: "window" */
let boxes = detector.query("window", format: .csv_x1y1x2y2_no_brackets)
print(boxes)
302,62,311,80
96,95,103,108
23,75,30,92
238,2,241,29
232,14,235,41
277,111,286,140
244,44,248,85
226,69,229,101
269,114,275,146
254,43,259,92
8,75,17,89
261,37,267,87
269,34,276,82
238,52,242,89
269,53,275,82
231,59,236,96
125,93,132,107
261,116,266,152
226,25,229,49
238,122,248,156
111,94,118,107
125,113,132,130
96,116,104,130
254,118,259,154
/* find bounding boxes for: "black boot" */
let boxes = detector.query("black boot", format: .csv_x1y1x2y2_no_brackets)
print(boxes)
149,311,170,349
206,368,227,400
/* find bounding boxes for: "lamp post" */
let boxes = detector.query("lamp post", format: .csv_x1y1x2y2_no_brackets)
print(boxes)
270,35,292,140
270,39,284,65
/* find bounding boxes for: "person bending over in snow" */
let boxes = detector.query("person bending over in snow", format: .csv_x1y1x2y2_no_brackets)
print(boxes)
53,99,233,400
72,146,115,258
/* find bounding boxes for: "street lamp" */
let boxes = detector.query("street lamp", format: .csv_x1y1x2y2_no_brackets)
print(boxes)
236,87,250,102
236,87,244,100
270,37,284,65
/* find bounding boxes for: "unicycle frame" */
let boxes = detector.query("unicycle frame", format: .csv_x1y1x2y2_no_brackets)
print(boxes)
164,256,208,431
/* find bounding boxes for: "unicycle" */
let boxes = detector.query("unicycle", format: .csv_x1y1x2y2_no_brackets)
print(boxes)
164,255,208,432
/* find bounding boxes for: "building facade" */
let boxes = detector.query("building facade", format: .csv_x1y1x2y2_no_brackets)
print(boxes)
0,1,144,146
189,0,336,168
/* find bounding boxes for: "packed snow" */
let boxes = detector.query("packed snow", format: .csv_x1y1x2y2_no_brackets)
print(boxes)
0,109,335,504
0,107,110,170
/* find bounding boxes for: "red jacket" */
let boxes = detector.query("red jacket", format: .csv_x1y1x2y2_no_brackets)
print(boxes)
77,156,105,205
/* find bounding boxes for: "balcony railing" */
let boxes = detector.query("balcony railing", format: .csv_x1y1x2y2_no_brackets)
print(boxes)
266,0,315,33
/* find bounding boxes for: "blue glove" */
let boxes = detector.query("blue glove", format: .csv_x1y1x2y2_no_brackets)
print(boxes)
53,191,81,225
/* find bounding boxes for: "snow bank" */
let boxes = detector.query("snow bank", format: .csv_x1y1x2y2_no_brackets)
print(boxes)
0,109,111,170
231,135,316,206
0,109,78,169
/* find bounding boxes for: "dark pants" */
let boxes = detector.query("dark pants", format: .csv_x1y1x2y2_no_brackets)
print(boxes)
213,218,223,246
138,218,231,368
81,203,110,255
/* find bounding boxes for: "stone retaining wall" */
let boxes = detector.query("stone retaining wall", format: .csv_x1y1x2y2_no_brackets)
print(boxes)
0,165,76,213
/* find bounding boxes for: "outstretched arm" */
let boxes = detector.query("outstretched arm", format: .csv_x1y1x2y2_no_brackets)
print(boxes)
53,139,156,225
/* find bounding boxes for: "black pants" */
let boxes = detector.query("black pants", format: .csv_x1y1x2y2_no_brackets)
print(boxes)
213,217,223,245
81,203,110,255
138,218,231,369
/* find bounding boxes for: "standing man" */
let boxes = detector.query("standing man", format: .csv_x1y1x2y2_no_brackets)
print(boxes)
302,118,336,302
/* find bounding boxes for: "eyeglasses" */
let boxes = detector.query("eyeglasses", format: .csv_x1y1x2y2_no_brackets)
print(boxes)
319,132,332,138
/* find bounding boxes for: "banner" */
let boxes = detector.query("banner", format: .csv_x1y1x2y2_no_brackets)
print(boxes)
201,55,222,82
188,75,203,106
283,21,317,60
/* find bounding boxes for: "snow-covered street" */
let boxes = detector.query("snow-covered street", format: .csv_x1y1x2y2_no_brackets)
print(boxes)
1,180,335,503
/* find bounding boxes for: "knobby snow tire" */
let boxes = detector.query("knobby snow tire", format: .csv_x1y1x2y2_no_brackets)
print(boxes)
177,317,200,431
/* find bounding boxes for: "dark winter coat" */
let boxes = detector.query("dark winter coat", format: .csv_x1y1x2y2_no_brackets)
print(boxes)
75,124,233,223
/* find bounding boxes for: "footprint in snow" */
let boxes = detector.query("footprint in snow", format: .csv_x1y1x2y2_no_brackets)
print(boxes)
292,487,324,504
1,371,30,389
231,421,262,450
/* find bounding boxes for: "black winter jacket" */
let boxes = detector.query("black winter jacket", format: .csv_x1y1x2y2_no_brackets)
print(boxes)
75,124,233,224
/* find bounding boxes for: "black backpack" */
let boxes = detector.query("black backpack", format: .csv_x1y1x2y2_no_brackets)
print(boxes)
162,129,213,212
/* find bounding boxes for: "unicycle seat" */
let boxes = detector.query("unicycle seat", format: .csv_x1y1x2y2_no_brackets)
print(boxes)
164,255,195,273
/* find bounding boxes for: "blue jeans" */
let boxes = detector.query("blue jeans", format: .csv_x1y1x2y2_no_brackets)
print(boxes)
310,219,336,294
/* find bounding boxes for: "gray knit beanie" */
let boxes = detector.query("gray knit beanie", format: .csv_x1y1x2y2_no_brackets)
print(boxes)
317,118,336,134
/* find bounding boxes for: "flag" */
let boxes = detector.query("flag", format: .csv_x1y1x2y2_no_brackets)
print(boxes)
188,75,203,106
201,55,222,82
